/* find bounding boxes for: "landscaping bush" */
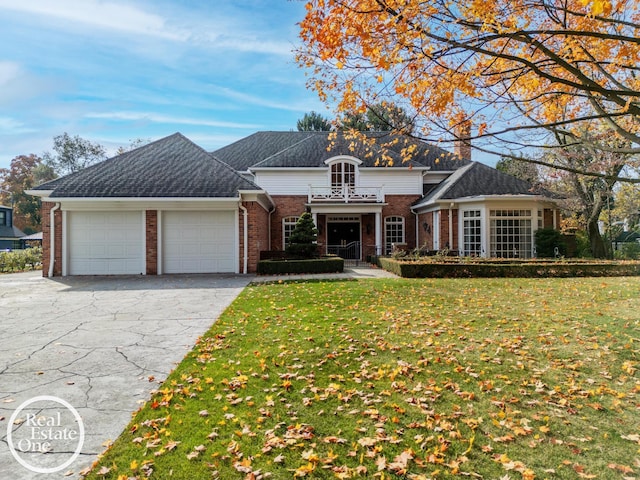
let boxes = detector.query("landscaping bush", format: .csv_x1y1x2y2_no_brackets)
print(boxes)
378,256,640,278
0,247,43,273
257,257,344,275
285,212,319,259
535,227,566,257
615,241,640,260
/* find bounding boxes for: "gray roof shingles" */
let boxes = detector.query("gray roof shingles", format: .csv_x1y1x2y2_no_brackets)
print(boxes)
414,161,557,208
41,133,261,198
213,131,466,171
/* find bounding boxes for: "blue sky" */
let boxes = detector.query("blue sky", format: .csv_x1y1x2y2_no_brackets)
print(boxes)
0,0,326,170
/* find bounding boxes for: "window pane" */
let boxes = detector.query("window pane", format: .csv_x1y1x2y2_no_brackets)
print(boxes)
384,216,404,254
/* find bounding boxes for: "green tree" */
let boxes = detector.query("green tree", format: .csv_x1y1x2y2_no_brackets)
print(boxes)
43,133,106,175
339,103,414,133
285,212,319,259
611,183,640,229
0,154,55,234
297,111,332,131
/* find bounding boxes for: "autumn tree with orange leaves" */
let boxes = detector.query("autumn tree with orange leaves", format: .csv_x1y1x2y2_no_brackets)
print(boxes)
297,0,640,181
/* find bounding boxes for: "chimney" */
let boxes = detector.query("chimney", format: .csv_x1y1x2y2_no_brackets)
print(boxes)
454,120,472,160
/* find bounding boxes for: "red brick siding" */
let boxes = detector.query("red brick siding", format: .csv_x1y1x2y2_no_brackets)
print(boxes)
439,208,459,251
269,196,308,251
145,210,158,275
416,211,435,250
381,195,421,252
239,201,270,273
41,202,62,277
270,194,421,257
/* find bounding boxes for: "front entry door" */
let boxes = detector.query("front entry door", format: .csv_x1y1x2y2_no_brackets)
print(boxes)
327,221,360,259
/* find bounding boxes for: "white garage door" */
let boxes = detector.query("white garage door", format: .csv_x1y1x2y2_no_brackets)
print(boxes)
162,211,236,273
68,211,144,275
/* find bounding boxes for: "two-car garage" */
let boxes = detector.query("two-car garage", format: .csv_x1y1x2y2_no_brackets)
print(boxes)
66,210,237,275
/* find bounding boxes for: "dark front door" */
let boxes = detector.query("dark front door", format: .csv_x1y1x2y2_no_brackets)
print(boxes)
327,222,360,259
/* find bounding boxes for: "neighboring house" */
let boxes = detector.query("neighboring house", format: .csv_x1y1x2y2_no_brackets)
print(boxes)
28,131,562,276
612,230,640,252
21,231,43,247
0,205,26,250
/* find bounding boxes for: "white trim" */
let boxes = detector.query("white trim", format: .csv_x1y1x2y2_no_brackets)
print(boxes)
38,197,242,203
158,210,163,275
324,155,363,166
142,210,147,276
239,204,248,274
61,210,67,276
308,203,386,214
48,203,60,277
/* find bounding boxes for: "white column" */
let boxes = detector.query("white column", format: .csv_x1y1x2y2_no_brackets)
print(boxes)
375,211,382,255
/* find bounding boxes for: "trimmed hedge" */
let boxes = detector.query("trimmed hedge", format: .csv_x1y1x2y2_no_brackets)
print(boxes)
257,257,344,275
378,257,640,278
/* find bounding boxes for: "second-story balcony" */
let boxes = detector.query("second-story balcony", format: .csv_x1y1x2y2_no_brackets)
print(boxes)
308,185,384,203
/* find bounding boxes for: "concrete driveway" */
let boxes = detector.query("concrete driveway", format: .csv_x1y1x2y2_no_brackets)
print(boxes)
0,271,252,479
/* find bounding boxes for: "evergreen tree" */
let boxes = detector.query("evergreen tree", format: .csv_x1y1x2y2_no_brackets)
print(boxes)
286,212,318,258
297,111,332,131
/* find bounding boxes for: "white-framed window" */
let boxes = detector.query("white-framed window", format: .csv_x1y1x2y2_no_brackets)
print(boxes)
462,210,482,256
331,162,356,189
282,216,299,249
490,209,533,258
537,209,543,229
0,210,5,226
385,216,405,254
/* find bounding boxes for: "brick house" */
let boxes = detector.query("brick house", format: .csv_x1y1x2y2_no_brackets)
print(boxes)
28,131,561,276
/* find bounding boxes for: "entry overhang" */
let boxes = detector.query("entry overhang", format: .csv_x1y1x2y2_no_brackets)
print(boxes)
307,203,387,215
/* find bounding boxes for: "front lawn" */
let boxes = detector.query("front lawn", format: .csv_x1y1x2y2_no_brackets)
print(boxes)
86,277,639,479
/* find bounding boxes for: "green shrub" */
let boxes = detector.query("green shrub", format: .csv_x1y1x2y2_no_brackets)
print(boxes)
575,230,593,258
535,228,566,257
615,241,640,260
285,212,319,259
257,257,344,275
0,247,42,273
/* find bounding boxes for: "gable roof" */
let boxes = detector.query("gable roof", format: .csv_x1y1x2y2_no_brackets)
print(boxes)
213,131,467,171
35,133,262,198
413,161,555,208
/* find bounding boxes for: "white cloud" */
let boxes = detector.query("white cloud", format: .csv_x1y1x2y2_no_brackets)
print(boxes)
85,111,263,130
0,0,188,41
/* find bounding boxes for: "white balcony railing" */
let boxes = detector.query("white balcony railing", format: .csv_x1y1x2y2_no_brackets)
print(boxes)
308,186,384,203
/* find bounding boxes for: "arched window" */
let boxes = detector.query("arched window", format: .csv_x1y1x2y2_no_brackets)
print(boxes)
282,216,299,249
385,216,405,254
331,162,356,190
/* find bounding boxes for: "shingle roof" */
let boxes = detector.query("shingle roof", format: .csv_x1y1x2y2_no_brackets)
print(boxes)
0,225,25,239
213,131,466,171
42,133,261,198
413,161,555,208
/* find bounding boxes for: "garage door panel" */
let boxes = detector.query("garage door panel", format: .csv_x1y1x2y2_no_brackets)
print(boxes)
69,211,144,275
162,211,235,274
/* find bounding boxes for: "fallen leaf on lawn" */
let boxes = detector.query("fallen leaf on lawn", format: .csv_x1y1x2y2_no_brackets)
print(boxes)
199,410,209,417
273,454,285,463
186,451,199,460
95,466,111,476
621,433,640,444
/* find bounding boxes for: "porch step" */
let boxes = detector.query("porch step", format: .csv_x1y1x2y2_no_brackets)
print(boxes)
343,259,375,268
